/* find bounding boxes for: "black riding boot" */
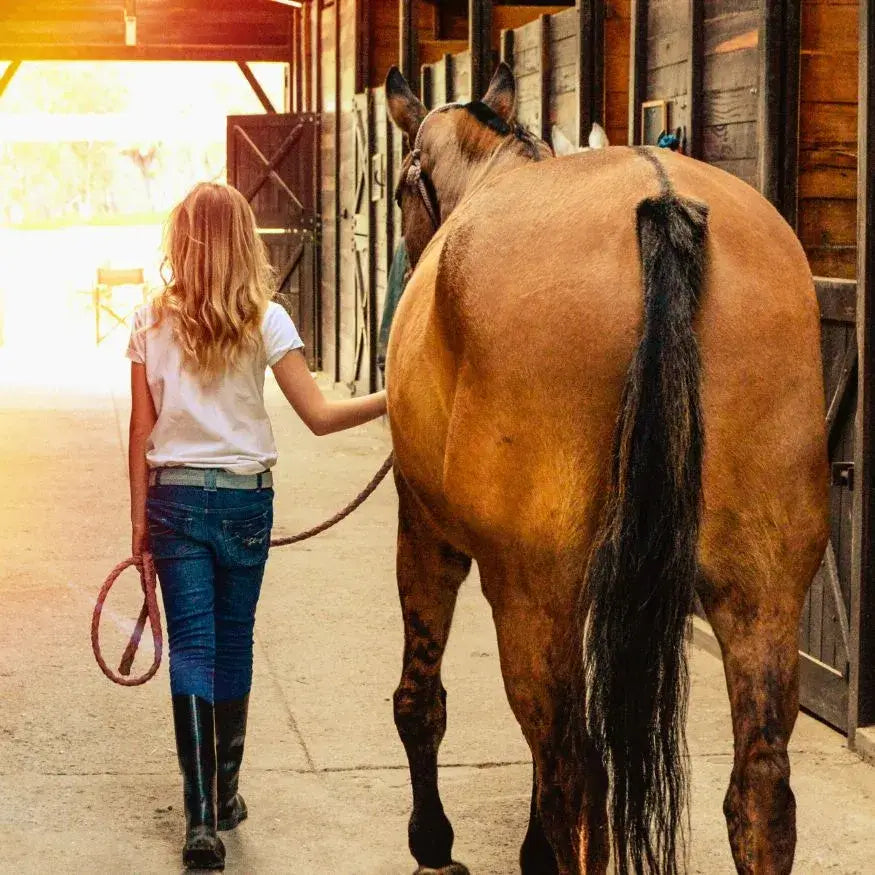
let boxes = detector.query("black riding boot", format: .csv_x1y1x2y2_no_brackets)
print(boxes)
172,695,226,870
215,695,249,831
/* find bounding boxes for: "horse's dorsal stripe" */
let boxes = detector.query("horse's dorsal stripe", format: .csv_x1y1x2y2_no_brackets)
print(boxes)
635,146,673,196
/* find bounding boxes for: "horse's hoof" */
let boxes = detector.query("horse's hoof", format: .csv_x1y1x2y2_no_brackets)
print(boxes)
414,864,470,875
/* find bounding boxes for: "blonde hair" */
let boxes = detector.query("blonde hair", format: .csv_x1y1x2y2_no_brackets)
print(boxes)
153,182,275,381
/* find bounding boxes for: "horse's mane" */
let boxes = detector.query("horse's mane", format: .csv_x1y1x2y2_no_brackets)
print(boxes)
461,100,545,160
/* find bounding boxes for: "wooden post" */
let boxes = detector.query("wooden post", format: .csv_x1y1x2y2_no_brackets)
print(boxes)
333,0,342,383
851,0,875,744
290,7,298,113
367,92,379,393
539,15,552,143
356,0,371,93
400,0,418,91
470,0,494,100
315,0,323,116
628,0,648,145
758,0,801,224
578,0,605,147
686,0,703,158
302,0,312,113
295,8,305,111
313,0,323,367
421,65,434,110
500,29,514,68
444,53,455,103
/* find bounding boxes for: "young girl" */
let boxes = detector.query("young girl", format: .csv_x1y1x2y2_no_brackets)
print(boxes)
127,182,386,870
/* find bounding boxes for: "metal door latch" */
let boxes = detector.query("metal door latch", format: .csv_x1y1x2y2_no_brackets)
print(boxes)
832,462,854,490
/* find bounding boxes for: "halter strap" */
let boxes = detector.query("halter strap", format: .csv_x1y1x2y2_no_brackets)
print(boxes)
405,103,463,230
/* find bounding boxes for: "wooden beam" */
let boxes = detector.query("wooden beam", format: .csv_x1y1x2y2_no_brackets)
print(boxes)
0,61,21,99
470,0,494,100
539,15,552,143
851,0,875,742
686,0,703,158
0,44,293,62
758,0,801,224
237,61,277,113
628,0,648,145
400,0,418,91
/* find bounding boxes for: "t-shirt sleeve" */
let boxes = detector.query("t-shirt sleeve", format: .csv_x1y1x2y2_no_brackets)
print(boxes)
126,306,146,364
263,303,305,366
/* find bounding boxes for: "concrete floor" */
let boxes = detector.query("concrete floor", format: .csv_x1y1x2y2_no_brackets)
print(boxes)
1,343,874,874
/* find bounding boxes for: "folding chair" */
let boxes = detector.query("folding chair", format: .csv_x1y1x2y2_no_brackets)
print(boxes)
92,267,148,345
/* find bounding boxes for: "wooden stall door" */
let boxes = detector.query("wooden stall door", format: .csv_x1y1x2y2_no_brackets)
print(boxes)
348,92,378,394
799,279,858,731
226,112,320,369
371,87,402,388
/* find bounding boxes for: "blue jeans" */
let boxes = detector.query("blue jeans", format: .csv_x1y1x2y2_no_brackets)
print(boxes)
147,481,273,703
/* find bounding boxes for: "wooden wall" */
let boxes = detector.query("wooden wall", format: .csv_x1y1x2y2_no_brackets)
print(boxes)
508,10,580,143
337,0,358,386
798,0,859,279
370,0,438,87
702,0,759,186
645,0,690,137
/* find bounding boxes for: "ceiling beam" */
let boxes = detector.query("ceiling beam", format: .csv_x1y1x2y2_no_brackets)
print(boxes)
0,60,21,99
0,45,292,62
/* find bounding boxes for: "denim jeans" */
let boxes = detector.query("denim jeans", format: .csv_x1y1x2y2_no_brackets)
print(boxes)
146,480,273,703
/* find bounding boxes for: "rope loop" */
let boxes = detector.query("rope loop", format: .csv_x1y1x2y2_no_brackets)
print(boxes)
92,453,394,686
91,553,163,686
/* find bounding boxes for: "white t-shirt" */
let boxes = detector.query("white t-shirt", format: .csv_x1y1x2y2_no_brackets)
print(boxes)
126,301,304,474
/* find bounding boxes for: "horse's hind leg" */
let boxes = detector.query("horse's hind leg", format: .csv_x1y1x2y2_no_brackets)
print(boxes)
700,553,816,875
393,474,472,875
486,573,609,875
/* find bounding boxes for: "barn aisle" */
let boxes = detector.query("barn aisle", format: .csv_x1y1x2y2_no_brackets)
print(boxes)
0,349,874,873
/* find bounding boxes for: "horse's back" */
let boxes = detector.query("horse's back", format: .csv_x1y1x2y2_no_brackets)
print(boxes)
388,147,827,573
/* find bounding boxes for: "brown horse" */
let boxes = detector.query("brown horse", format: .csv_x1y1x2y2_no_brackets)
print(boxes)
383,63,829,875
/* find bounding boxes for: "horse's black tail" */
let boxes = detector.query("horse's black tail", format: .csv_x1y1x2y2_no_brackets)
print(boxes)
581,178,708,874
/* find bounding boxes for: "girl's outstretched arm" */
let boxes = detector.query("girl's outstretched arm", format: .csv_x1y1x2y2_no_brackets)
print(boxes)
272,349,387,436
129,362,157,560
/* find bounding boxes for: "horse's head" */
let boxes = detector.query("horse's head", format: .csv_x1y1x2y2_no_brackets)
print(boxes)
385,63,553,266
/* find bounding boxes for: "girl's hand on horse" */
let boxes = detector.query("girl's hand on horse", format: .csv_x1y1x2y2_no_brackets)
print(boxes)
272,349,387,435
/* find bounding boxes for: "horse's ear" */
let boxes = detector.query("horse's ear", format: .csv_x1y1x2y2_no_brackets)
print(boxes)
588,122,610,149
385,67,427,143
551,125,580,157
481,62,516,121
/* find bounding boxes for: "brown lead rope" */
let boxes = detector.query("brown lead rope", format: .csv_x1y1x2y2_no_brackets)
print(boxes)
269,452,394,546
91,453,394,686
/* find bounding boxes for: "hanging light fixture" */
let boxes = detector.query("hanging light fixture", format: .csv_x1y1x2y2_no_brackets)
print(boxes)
124,0,137,46
268,0,304,8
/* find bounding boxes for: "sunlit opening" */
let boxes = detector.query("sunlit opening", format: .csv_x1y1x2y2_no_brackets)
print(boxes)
0,60,286,396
